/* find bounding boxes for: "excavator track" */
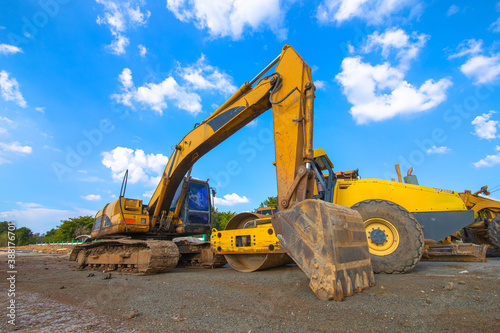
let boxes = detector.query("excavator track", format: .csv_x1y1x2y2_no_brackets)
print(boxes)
69,239,180,275
174,238,227,268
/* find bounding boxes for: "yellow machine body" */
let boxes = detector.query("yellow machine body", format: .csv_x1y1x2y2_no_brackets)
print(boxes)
91,198,150,239
333,179,467,213
211,219,284,255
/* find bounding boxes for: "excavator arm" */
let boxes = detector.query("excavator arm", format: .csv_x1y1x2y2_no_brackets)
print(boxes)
148,45,374,301
148,45,315,229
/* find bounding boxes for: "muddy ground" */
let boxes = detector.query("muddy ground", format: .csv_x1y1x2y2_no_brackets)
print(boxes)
0,252,499,333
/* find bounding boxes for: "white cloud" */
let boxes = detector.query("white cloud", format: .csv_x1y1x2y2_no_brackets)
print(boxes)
178,55,237,95
0,141,32,154
490,17,500,33
138,44,147,57
460,54,500,85
213,193,249,206
0,156,10,164
362,28,428,69
16,202,44,209
449,39,500,84
474,148,500,168
82,194,102,201
118,67,134,90
43,145,62,152
0,116,13,124
101,147,168,185
316,0,416,25
137,77,201,114
0,202,96,233
112,56,236,115
426,145,450,154
80,176,104,182
245,119,258,128
108,34,130,55
166,0,290,40
95,0,151,55
448,39,483,59
314,80,326,90
112,68,201,115
35,107,46,113
0,44,23,55
472,111,499,140
446,5,459,16
142,189,154,198
0,70,27,108
336,56,452,124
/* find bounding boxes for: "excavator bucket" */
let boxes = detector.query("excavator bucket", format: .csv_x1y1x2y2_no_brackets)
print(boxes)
271,199,375,301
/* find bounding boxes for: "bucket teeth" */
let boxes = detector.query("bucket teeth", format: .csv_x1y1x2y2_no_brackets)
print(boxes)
271,199,375,301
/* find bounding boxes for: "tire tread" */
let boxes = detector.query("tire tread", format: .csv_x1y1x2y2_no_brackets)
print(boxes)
352,199,424,274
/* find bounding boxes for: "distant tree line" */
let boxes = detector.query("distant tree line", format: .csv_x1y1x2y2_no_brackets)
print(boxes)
0,216,94,247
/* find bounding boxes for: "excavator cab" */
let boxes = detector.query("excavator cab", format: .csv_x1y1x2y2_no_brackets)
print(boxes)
169,178,212,235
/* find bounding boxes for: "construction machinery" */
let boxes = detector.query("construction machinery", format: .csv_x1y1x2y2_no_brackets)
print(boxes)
213,149,426,275
71,45,375,301
217,148,500,274
459,187,500,251
70,171,225,274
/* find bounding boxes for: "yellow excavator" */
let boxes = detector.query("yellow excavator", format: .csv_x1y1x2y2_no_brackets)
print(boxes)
71,45,375,301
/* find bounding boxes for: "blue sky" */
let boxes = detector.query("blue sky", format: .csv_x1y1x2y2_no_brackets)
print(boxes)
1,0,500,233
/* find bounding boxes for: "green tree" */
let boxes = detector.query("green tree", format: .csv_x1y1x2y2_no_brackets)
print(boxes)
259,196,278,208
44,216,94,242
0,223,44,246
0,231,8,247
0,221,9,234
208,206,219,235
15,227,34,245
43,228,57,242
217,211,236,231
74,225,91,237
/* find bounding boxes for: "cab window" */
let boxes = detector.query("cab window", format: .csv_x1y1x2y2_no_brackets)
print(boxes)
93,216,103,230
188,182,209,211
103,216,111,227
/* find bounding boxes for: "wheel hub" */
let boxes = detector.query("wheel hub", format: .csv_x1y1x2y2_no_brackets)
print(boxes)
369,228,387,244
364,218,400,256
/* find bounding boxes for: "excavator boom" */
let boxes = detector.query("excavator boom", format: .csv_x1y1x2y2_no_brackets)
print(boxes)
148,45,317,228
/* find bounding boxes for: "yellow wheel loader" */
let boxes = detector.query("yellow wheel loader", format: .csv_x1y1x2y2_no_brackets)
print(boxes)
71,45,375,301
213,149,427,275
217,148,500,275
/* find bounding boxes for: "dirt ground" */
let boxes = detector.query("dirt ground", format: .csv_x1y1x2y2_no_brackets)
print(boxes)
1,252,499,333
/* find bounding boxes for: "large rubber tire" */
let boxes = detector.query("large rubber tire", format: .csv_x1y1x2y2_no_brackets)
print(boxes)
487,215,500,250
351,199,424,274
